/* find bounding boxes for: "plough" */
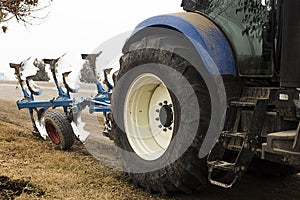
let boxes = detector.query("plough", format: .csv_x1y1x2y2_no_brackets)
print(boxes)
10,53,112,150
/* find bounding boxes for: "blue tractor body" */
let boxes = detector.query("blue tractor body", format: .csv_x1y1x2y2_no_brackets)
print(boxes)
111,0,300,192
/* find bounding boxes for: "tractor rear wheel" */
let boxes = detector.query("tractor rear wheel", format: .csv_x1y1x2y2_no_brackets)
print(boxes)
44,109,75,150
112,34,212,194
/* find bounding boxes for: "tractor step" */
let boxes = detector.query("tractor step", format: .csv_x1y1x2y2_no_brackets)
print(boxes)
221,131,246,139
207,99,268,188
207,138,245,188
230,100,256,107
221,132,246,151
207,160,235,170
207,160,240,188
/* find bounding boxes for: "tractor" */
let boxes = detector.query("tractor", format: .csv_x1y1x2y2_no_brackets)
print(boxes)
11,0,300,195
109,0,300,194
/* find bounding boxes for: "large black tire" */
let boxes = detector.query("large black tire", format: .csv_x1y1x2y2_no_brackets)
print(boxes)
44,109,75,150
112,31,212,194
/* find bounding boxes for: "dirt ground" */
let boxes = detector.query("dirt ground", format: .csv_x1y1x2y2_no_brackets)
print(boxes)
0,97,299,200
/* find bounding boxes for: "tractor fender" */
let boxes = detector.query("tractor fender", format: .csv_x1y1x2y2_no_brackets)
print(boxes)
123,12,236,75
122,13,238,158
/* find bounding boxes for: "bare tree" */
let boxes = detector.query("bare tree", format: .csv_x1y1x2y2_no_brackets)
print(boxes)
0,0,51,32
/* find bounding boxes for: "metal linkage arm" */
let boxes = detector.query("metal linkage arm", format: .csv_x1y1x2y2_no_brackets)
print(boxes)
9,63,21,69
42,57,71,99
42,58,59,72
81,52,102,61
9,63,22,81
17,99,74,110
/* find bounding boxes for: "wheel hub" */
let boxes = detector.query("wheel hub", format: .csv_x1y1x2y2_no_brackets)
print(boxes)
158,103,173,128
46,123,61,145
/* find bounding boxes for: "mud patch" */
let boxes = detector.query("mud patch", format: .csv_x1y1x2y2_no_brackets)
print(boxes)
0,176,44,199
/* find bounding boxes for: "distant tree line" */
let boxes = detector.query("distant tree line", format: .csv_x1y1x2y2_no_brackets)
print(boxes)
80,60,97,83
32,59,50,81
23,58,98,82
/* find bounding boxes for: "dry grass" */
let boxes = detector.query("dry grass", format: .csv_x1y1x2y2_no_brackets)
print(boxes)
0,97,299,200
0,98,166,200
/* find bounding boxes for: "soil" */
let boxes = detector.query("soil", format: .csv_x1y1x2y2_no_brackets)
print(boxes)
0,81,299,199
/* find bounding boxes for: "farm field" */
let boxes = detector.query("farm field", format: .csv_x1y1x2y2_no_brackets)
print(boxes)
0,81,299,199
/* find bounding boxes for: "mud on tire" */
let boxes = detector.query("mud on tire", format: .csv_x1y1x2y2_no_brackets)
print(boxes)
112,31,213,194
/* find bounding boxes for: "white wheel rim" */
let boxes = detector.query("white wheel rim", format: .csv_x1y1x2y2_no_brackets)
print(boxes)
124,73,174,161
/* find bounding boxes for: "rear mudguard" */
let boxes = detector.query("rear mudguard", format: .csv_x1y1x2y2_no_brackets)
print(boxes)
122,12,237,158
123,12,236,75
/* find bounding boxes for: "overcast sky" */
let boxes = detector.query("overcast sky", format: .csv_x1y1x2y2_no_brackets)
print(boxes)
0,0,182,80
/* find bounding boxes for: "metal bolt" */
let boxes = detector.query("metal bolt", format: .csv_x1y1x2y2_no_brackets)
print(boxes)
158,125,162,128
163,128,167,132
168,127,172,130
164,101,168,105
159,103,163,106
155,118,159,121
